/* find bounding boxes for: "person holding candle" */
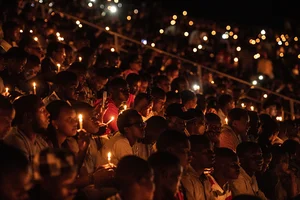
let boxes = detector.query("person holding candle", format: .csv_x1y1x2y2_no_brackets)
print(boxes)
217,94,235,126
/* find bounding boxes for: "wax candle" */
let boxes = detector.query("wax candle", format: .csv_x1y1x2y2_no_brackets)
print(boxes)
33,82,36,95
107,152,111,164
78,114,83,130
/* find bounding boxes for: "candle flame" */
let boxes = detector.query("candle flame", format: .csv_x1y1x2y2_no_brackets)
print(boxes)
78,114,83,121
33,82,36,87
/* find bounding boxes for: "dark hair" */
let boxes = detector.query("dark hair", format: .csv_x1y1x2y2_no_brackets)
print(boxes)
155,75,169,86
171,77,188,92
5,47,27,62
189,135,211,151
236,142,261,158
151,87,166,100
108,77,127,94
0,94,13,112
215,147,236,159
218,94,233,108
181,90,196,105
228,108,249,125
12,95,43,125
68,62,87,74
2,21,19,34
205,113,221,124
134,93,153,107
117,109,141,134
46,42,65,57
145,116,168,134
165,64,179,74
115,155,152,190
156,130,188,152
126,73,141,86
88,66,109,79
166,91,181,102
281,139,300,157
18,36,38,50
232,195,262,200
25,55,40,69
54,71,78,86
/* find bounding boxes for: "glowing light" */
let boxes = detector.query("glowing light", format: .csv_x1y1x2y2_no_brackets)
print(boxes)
105,26,110,31
233,34,238,39
285,41,289,46
249,39,256,45
20,29,23,33
151,43,155,47
276,116,283,121
252,80,258,85
279,52,284,57
141,39,147,45
278,41,282,45
88,2,93,7
225,118,228,124
159,29,164,34
236,46,241,51
203,36,208,41
276,38,281,42
109,5,117,13
258,75,264,80
234,57,238,62
183,11,188,16
76,20,80,25
261,35,266,40
193,48,197,52
193,84,200,91
294,37,298,41
56,32,60,37
105,116,115,125
198,44,203,49
33,36,38,41
261,30,266,35
170,20,176,25
211,30,216,35
298,54,300,59
222,33,229,39
229,31,234,37
127,16,131,20
79,24,83,28
184,32,189,37
107,152,111,164
189,21,194,26
134,9,139,14
29,30,33,33
241,103,246,108
226,25,231,30
255,38,260,43
253,53,260,59
173,15,177,20
78,114,83,130
111,48,115,52
114,0,119,3
263,94,268,98
250,106,255,111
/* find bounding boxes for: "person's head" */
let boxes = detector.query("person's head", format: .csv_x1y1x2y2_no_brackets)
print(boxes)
214,148,240,181
148,152,182,197
126,73,142,95
4,47,27,74
134,93,153,118
18,36,44,60
171,77,189,93
2,21,21,42
67,62,87,85
228,108,250,136
72,101,100,134
185,109,206,135
144,116,168,144
165,91,181,108
54,71,78,101
189,135,215,170
181,90,197,110
205,113,222,135
269,146,289,173
46,101,77,140
63,44,75,67
263,100,277,117
247,111,260,140
236,142,263,173
165,64,179,82
13,95,50,133
115,155,154,200
77,47,97,68
23,55,41,80
165,103,192,132
0,95,15,138
46,42,66,64
218,94,235,112
258,118,279,146
108,77,129,103
117,109,145,139
139,74,150,93
33,148,77,200
156,130,191,169
87,67,109,91
155,75,171,93
128,54,142,72
281,139,300,162
151,87,166,114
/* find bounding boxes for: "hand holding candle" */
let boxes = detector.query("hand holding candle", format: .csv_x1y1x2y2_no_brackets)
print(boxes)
78,114,83,130
33,82,36,95
57,64,61,73
225,117,228,124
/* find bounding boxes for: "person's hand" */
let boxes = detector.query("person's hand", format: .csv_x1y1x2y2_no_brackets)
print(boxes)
93,167,115,187
77,129,90,151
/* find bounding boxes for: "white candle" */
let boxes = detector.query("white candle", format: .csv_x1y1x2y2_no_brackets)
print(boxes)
105,116,115,125
225,117,228,124
78,114,83,130
5,87,8,93
57,64,61,72
107,152,111,164
102,91,107,109
250,106,255,111
33,82,36,95
78,56,82,62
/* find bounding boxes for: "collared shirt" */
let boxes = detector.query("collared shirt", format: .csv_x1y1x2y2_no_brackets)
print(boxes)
103,99,119,133
134,142,156,160
4,127,49,163
181,165,211,200
229,167,267,200
207,174,232,200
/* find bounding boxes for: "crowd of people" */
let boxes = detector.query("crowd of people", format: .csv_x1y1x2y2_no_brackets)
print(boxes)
1,0,300,200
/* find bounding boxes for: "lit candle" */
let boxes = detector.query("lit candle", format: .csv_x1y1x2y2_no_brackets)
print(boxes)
33,82,36,95
241,103,246,108
225,117,228,124
4,87,9,96
78,56,82,62
250,106,255,111
276,116,283,121
78,114,83,130
57,64,61,72
105,116,115,125
107,152,111,164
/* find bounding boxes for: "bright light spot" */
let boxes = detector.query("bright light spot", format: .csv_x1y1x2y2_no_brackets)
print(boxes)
141,39,147,45
276,38,281,42
256,38,260,43
279,52,284,57
173,15,177,20
49,2,53,7
252,80,258,85
211,30,216,35
134,9,139,14
151,43,155,47
261,35,266,40
111,48,115,52
198,44,202,49
211,81,215,84
229,31,234,36
278,41,282,45
159,29,164,34
88,2,93,7
39,0,43,3
253,53,260,59
79,24,83,28
249,39,256,45
222,33,229,39
282,37,286,42
105,26,110,31
76,20,80,25
263,94,268,98
109,5,117,13
184,32,189,37
33,36,38,41
258,75,264,80
30,30,33,33
193,84,200,91
298,54,300,59
188,21,194,26
100,4,105,9
193,48,197,52
101,12,106,16
127,16,131,20
233,34,238,39
210,53,214,58
114,0,119,3
261,30,266,35
276,116,283,121
170,20,176,25
117,3,122,7
203,36,208,41
241,103,246,108
295,37,298,41
236,46,241,51
226,25,231,30
56,32,60,37
234,57,238,62
285,41,289,46
183,11,187,16
20,29,23,33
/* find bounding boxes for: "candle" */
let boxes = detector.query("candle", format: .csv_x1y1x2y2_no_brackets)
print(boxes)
57,64,61,72
102,91,107,109
250,106,254,111
33,82,36,95
225,117,228,124
78,56,82,62
105,116,115,125
107,152,111,164
241,103,246,108
78,114,83,130
4,87,9,96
